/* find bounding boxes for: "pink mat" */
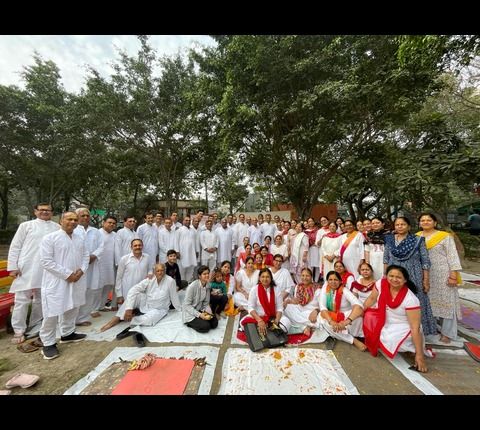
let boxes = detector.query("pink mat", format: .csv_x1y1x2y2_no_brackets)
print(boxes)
111,358,195,395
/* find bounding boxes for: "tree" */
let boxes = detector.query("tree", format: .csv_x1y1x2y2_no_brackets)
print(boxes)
195,35,449,218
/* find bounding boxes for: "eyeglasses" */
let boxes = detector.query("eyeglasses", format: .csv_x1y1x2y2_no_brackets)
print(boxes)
274,260,283,263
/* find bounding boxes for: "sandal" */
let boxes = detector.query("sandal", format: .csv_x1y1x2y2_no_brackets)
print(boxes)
17,342,40,353
11,334,25,345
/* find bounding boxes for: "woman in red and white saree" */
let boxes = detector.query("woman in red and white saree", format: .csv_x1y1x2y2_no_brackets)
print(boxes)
362,265,430,372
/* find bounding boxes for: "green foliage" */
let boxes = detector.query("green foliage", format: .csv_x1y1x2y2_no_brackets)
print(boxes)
454,230,480,259
0,230,15,245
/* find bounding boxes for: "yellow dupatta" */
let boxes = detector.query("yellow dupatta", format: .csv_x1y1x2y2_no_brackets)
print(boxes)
416,230,462,284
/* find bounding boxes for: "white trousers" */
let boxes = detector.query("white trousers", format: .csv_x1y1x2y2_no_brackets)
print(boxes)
318,311,363,344
115,294,169,326
179,264,195,283
76,289,102,323
11,289,43,335
40,307,79,347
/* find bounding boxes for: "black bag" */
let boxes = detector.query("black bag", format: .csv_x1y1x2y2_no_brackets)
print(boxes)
244,320,288,352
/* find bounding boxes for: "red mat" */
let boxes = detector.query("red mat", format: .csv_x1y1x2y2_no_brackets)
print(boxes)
464,342,480,363
111,358,195,395
237,330,312,345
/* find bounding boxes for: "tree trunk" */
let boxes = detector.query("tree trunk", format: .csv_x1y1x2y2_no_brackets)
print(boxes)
204,179,209,214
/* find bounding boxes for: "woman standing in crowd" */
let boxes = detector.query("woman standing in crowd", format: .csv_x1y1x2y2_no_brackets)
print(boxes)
305,217,320,283
290,222,309,283
417,213,462,344
333,261,355,290
271,234,289,269
384,217,436,336
362,265,430,372
335,220,365,279
320,221,341,277
365,216,387,281
336,217,345,234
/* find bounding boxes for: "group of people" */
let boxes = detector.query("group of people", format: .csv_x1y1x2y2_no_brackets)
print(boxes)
7,205,463,372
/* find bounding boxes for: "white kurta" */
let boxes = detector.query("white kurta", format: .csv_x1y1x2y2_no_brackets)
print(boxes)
176,225,197,268
74,225,104,291
319,286,363,341
233,222,249,248
115,253,152,298
117,275,181,326
40,229,90,318
365,242,385,281
320,235,341,276
272,267,295,296
114,227,139,266
200,229,219,264
290,233,309,274
305,228,319,269
137,223,159,269
234,269,259,308
372,281,421,357
215,227,234,264
7,218,60,293
260,222,277,245
98,229,116,287
284,287,322,329
190,225,201,263
248,225,262,246
336,232,365,279
158,228,177,263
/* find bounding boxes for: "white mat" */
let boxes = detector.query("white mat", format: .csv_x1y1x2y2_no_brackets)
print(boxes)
459,288,480,304
219,347,358,395
383,352,443,395
431,348,468,356
425,334,466,348
133,311,228,344
231,314,329,346
459,272,480,281
64,345,219,395
74,312,131,342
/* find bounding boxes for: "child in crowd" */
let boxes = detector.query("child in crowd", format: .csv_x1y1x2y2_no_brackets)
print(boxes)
209,268,228,318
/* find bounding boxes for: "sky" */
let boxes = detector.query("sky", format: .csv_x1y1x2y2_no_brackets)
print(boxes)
0,35,217,94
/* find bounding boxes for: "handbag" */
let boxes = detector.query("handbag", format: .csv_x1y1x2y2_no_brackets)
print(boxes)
244,320,288,352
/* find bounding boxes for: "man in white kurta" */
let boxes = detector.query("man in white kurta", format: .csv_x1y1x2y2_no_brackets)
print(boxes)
7,203,60,343
190,217,201,272
176,216,197,283
233,214,249,259
39,212,90,359
248,218,262,246
260,214,277,246
200,220,219,271
115,239,153,303
158,218,177,263
137,212,159,270
215,219,234,266
74,208,105,325
100,263,181,332
114,216,139,266
98,216,117,310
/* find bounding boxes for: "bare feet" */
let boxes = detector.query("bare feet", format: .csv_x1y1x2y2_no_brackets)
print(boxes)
303,326,312,336
11,334,25,344
439,335,451,344
75,321,92,327
100,317,121,332
91,312,101,318
353,338,368,351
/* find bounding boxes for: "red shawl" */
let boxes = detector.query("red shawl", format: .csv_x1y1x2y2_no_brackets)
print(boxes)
306,228,319,247
341,271,354,286
351,279,375,293
363,278,409,356
241,283,276,326
295,282,318,306
325,232,340,238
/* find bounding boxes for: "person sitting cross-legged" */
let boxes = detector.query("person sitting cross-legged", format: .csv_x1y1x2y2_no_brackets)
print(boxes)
100,263,181,334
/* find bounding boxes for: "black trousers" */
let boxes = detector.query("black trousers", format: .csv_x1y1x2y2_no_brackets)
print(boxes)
186,315,219,333
209,294,228,315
